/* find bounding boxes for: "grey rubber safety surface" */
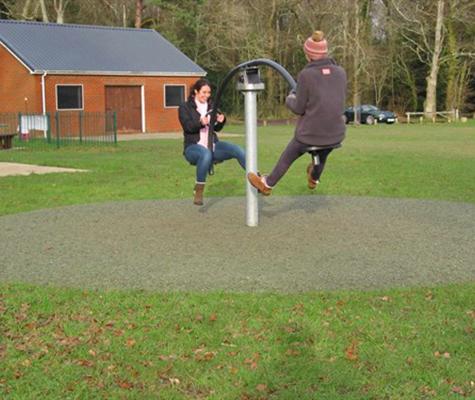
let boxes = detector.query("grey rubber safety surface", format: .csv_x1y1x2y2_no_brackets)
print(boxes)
1,196,474,292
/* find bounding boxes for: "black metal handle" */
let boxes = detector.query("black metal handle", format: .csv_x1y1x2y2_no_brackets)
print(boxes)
208,59,296,143
207,59,297,175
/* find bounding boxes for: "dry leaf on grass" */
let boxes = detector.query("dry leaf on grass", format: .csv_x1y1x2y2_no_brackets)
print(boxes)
345,340,359,361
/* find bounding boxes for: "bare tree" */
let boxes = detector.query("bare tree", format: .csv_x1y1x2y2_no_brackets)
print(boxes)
39,0,49,22
53,0,71,23
391,0,446,117
135,0,143,28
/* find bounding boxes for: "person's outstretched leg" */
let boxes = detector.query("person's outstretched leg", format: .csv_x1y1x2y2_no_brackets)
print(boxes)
266,138,308,186
213,141,246,170
247,137,307,195
184,144,213,205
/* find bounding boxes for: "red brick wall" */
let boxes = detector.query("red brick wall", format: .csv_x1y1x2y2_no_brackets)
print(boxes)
44,75,199,132
0,44,41,113
0,45,203,133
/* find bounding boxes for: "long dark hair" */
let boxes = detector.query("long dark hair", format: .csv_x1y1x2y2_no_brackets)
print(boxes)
188,78,212,101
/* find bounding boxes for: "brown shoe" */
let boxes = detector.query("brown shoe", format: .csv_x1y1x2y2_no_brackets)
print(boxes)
306,163,319,189
247,172,272,196
193,183,205,205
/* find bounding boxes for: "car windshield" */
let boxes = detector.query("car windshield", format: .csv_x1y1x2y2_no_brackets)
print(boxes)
361,105,379,112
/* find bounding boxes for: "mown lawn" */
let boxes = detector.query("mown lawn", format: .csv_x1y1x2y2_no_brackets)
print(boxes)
0,122,474,216
0,122,474,399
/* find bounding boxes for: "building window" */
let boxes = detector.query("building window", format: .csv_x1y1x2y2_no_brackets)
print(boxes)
164,85,185,108
56,85,83,110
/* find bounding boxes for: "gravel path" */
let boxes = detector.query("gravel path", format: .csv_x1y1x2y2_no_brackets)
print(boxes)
1,196,474,292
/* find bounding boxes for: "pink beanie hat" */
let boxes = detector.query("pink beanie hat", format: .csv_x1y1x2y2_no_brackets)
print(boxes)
303,30,328,60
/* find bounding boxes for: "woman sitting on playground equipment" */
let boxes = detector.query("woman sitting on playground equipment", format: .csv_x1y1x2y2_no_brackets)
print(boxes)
179,78,246,206
247,30,347,195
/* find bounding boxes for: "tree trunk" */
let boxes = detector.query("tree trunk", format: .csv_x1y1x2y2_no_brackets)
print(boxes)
22,0,32,19
122,3,127,27
352,0,360,124
53,0,71,24
135,0,143,28
39,0,49,22
424,0,444,118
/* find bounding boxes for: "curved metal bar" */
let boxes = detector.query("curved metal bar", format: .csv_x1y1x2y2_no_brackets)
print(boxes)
207,59,297,174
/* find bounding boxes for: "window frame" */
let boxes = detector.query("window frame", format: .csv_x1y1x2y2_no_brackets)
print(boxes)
163,84,186,108
56,84,84,111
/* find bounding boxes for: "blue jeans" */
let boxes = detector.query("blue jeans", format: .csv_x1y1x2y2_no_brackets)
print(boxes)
185,141,246,183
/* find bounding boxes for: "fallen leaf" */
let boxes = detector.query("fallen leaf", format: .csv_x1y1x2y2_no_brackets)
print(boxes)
104,321,115,328
169,378,180,385
116,379,133,389
285,349,301,356
419,385,437,396
21,359,31,367
284,325,296,333
452,386,465,395
345,340,359,361
195,351,216,362
209,313,217,322
126,338,136,348
77,359,94,367
256,383,267,392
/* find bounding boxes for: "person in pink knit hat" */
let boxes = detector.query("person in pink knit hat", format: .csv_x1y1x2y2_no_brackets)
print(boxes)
248,31,347,195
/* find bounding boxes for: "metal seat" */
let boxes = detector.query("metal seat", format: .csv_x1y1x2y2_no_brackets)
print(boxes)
305,143,342,166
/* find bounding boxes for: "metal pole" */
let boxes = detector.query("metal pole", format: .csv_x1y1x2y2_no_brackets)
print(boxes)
237,68,265,227
244,90,258,227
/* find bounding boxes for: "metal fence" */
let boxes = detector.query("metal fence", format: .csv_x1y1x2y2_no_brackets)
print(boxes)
0,112,117,149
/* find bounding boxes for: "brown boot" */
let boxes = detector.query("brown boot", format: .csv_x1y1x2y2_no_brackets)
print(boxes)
193,183,205,205
247,172,272,196
306,163,319,190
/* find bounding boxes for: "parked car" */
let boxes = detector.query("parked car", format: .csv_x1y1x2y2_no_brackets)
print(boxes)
344,105,397,125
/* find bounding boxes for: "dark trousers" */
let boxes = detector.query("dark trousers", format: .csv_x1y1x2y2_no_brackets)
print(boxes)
266,137,333,187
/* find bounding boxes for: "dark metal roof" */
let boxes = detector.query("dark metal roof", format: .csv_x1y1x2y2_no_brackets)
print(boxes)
0,19,206,76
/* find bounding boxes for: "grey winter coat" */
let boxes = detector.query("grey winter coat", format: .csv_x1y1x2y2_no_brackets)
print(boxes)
286,58,347,146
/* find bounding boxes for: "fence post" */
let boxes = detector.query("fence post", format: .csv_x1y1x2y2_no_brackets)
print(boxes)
406,113,410,124
55,112,60,148
17,112,22,140
113,112,117,144
46,113,51,144
79,111,83,143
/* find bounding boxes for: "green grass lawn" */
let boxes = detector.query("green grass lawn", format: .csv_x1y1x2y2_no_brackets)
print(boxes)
1,123,474,399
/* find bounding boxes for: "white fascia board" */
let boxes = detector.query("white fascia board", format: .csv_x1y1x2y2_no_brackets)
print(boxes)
31,70,207,77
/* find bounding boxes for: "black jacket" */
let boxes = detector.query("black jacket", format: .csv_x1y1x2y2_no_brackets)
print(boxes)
286,58,347,146
178,98,226,152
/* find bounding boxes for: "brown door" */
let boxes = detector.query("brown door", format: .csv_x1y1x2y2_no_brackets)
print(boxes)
105,86,142,132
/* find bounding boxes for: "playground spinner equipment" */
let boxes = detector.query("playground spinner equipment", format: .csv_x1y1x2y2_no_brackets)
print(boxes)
208,59,297,227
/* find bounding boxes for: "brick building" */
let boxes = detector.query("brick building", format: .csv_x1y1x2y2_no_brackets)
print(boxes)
0,19,206,133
